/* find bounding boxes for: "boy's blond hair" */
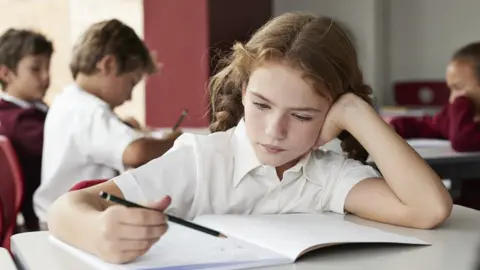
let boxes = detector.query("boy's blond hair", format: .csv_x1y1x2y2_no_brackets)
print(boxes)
70,19,155,79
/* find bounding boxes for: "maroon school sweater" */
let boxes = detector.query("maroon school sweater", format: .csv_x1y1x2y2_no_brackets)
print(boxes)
0,99,46,229
390,96,480,152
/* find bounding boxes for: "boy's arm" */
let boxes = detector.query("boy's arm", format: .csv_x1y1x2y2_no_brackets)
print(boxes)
122,131,182,168
80,109,181,171
389,108,449,139
447,96,480,152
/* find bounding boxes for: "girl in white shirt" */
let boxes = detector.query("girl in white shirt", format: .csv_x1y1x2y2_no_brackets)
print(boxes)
48,12,452,264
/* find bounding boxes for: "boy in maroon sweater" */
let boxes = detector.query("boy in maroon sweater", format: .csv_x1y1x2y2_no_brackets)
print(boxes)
390,42,480,209
0,29,53,230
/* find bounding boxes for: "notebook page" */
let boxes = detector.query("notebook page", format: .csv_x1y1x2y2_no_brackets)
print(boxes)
50,223,289,270
194,214,428,261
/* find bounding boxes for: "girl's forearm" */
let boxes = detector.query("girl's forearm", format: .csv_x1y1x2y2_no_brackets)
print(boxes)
343,101,452,215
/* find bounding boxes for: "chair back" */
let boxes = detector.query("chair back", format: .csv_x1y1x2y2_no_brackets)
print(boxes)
0,135,24,250
394,81,449,106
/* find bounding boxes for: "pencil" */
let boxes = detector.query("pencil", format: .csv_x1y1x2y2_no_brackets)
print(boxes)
99,191,225,238
172,109,188,131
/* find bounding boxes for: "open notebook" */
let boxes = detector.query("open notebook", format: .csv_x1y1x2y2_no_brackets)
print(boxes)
51,214,428,270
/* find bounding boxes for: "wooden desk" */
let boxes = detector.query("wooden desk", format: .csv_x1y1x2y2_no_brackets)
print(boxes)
11,206,480,270
0,247,17,270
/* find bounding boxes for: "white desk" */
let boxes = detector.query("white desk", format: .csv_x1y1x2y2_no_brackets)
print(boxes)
0,247,17,270
373,144,480,180
11,205,480,270
149,127,210,138
322,137,480,180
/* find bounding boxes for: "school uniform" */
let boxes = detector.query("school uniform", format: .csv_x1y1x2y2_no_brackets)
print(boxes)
390,96,480,151
34,83,145,222
390,96,480,210
0,93,48,230
113,119,380,219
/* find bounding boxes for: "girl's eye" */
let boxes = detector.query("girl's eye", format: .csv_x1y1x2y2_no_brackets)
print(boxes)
292,114,313,121
253,102,270,110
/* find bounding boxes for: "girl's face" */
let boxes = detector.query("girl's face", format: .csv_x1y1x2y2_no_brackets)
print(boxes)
446,59,480,106
242,61,331,170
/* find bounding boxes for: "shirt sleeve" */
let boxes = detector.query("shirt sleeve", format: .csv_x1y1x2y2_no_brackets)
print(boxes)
389,107,449,139
327,158,380,214
447,96,480,152
78,107,145,172
113,134,198,219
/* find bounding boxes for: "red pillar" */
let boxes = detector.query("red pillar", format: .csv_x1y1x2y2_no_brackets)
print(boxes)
143,0,271,128
143,0,210,128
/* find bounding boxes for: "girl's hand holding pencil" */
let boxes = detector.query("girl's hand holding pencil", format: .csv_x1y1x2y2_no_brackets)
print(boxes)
94,195,172,264
94,192,225,263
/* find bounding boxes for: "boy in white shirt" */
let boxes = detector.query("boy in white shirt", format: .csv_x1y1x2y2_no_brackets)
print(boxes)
48,13,452,264
34,19,181,223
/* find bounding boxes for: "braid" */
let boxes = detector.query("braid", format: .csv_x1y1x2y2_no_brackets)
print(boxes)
208,65,243,132
209,43,252,132
338,84,374,163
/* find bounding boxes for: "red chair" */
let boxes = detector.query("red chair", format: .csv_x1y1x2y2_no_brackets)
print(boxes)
394,81,450,107
0,135,23,251
69,179,108,192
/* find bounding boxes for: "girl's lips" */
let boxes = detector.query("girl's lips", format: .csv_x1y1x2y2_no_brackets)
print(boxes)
260,144,286,153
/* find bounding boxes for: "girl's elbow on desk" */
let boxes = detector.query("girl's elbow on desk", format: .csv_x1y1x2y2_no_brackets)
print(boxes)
392,188,453,229
346,179,453,230
398,194,453,230
352,202,452,230
408,199,453,229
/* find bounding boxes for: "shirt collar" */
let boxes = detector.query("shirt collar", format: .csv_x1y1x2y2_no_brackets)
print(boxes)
231,119,262,188
288,152,311,173
0,92,48,112
66,83,110,108
230,118,313,187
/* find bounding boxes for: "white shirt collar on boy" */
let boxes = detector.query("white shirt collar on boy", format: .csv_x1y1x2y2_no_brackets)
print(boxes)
0,92,48,112
114,118,380,220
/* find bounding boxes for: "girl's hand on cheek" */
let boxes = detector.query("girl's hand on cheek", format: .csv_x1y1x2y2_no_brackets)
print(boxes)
313,93,368,149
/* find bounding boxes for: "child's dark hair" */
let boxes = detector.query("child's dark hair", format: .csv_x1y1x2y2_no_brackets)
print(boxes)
70,19,156,79
452,41,480,82
0,28,53,88
209,12,373,162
